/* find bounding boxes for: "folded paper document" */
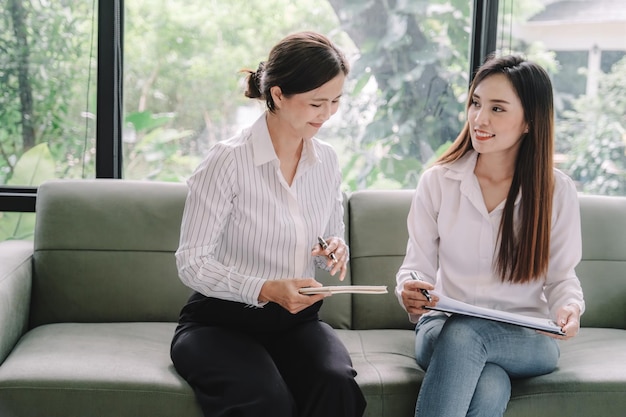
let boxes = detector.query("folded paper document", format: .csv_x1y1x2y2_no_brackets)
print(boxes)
299,285,388,295
426,293,565,336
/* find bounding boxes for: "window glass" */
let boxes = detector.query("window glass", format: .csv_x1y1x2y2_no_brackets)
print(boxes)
0,1,97,186
497,0,626,195
0,1,96,240
123,0,472,191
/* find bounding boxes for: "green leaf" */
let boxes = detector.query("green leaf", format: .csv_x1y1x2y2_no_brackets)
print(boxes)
139,127,194,147
125,111,174,132
8,143,56,187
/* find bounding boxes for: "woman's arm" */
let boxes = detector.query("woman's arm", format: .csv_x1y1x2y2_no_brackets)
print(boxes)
175,144,267,306
396,168,442,322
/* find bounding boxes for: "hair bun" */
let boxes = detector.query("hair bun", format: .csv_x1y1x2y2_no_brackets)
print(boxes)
253,61,266,88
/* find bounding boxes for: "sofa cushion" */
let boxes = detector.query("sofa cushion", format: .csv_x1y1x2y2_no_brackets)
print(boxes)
0,323,424,417
0,322,202,417
336,329,421,416
506,327,626,417
576,195,626,329
0,240,32,363
348,190,414,330
315,193,352,329
31,180,191,327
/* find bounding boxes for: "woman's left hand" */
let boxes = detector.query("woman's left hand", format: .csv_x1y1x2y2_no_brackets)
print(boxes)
549,303,581,340
311,236,349,281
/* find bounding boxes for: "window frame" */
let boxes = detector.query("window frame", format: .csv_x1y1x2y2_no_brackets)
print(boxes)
0,0,498,213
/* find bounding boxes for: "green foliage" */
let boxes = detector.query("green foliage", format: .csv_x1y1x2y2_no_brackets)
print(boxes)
2,0,624,198
6,143,55,186
326,0,470,190
124,111,197,181
0,143,55,240
0,1,96,182
559,57,626,195
121,0,342,180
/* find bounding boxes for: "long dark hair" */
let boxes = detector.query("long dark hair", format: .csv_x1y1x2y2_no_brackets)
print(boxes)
242,31,349,112
438,54,555,283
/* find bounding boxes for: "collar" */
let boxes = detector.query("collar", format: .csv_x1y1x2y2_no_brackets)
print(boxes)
249,113,321,170
443,150,478,181
444,150,521,212
250,113,278,167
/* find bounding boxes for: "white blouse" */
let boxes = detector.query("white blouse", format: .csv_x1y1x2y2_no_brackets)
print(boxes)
176,114,344,306
396,151,585,323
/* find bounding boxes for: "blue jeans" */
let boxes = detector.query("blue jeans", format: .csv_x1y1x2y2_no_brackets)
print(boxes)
414,313,560,417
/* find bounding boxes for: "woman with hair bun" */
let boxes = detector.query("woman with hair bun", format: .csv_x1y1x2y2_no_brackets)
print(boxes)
171,31,365,417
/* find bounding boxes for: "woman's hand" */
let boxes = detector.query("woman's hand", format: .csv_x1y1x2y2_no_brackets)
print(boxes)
311,236,349,281
547,303,581,340
401,280,438,315
258,278,327,314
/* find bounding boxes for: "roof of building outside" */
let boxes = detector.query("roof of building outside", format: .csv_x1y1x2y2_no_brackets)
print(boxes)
529,0,626,23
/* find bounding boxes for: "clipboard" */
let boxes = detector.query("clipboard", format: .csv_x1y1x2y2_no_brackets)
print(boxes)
426,293,565,336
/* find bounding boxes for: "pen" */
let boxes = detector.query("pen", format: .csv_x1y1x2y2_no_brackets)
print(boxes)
410,271,432,302
317,236,338,263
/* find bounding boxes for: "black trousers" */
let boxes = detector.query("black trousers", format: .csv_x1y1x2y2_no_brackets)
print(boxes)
170,293,366,417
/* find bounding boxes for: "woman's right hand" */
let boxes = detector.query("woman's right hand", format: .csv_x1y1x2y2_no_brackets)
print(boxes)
401,280,437,315
259,278,327,314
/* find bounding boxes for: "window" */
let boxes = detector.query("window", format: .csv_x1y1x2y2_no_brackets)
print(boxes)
122,0,472,191
0,1,98,186
496,0,626,195
0,1,97,239
3,0,624,243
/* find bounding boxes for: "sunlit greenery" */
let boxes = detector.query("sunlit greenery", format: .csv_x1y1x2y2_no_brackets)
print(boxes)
559,56,626,195
1,0,96,183
1,0,625,201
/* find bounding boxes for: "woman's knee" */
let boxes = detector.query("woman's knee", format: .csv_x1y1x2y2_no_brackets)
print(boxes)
170,330,203,379
436,316,487,354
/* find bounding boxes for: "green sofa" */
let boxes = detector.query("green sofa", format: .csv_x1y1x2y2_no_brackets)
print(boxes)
0,179,625,417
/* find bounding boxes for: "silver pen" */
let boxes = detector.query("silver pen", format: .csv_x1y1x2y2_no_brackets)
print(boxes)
410,271,432,302
317,236,338,263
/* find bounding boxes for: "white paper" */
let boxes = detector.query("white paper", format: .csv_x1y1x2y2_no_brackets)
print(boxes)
299,285,388,295
427,292,565,336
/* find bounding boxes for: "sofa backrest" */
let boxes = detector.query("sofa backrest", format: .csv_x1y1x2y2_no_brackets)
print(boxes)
576,195,626,329
30,179,352,329
31,180,190,327
348,190,415,330
346,190,626,331
30,180,626,331
312,194,352,329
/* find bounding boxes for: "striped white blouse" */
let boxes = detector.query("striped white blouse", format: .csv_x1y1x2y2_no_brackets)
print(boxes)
175,113,345,306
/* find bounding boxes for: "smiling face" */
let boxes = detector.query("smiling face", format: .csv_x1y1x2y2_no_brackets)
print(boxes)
270,73,345,140
468,73,528,158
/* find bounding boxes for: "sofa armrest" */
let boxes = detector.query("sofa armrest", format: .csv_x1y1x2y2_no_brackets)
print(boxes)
0,240,33,364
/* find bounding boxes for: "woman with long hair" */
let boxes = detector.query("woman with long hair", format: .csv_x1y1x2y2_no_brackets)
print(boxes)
396,55,584,417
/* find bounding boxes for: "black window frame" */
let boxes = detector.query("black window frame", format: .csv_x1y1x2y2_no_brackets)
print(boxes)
0,0,498,213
